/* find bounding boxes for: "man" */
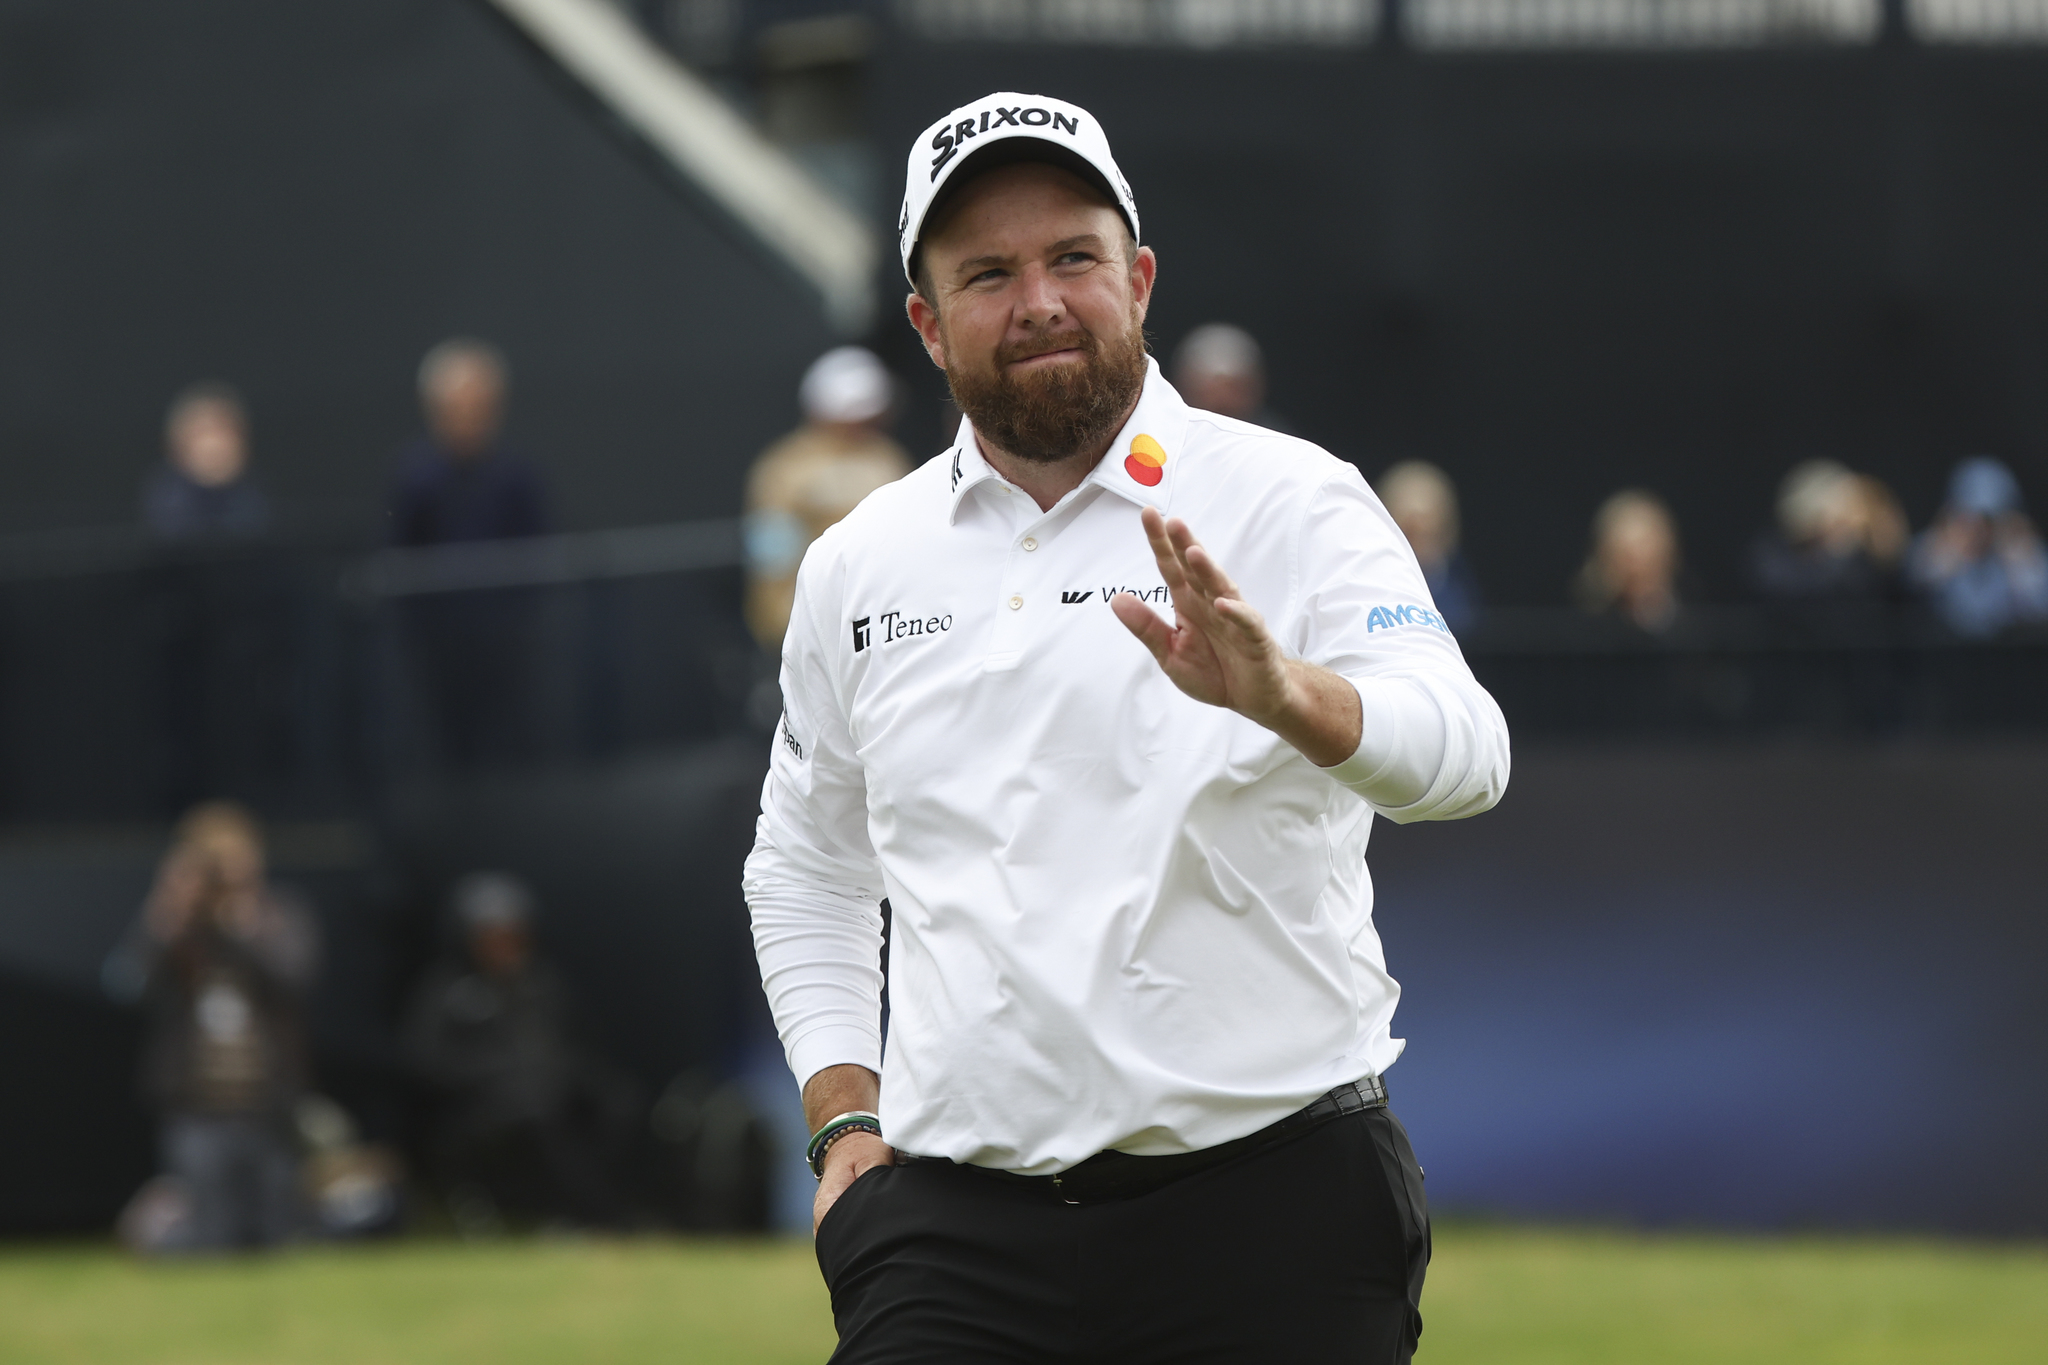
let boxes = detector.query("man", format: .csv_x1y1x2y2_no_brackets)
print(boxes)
744,345,912,652
1908,456,2048,637
141,384,279,808
745,93,1509,1363
1169,321,1284,431
143,383,270,542
110,802,319,1251
403,872,636,1230
1378,459,1482,634
388,339,549,768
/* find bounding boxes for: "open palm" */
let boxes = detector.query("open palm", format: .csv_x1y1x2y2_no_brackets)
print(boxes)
1110,507,1292,725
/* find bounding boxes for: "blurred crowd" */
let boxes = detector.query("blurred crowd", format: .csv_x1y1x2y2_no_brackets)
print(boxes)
97,319,2046,1252
148,323,2048,730
1557,453,2048,639
104,805,772,1252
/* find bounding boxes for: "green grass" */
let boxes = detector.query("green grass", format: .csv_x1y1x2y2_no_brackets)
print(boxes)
0,1224,2041,1364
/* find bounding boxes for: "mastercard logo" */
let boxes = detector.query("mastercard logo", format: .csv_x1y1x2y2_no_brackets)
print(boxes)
1124,433,1167,487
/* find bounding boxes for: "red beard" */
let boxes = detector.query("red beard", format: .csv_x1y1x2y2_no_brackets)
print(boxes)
945,312,1149,465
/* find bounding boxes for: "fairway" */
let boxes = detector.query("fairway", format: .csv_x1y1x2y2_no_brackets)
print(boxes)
0,1224,2041,1364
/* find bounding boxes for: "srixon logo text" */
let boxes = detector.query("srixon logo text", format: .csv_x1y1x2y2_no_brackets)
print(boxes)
853,611,954,652
930,107,1082,181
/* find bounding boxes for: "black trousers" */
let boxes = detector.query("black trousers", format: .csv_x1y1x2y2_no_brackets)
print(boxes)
816,1106,1430,1365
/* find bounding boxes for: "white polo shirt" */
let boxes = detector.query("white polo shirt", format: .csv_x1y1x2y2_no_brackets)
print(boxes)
745,359,1509,1175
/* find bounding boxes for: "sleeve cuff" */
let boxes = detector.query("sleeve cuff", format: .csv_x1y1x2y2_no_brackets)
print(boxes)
786,1022,884,1094
1317,674,1445,810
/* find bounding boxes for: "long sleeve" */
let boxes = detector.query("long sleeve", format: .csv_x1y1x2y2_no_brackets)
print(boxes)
742,538,890,1090
1291,465,1511,822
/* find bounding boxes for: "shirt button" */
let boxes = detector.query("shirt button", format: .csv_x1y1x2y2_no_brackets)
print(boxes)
1008,595,1023,611
1022,537,1038,552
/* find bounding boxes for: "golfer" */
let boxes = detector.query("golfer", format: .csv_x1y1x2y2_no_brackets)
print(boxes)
746,92,1510,1363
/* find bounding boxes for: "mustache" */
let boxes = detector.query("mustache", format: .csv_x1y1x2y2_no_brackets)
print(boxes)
995,329,1099,367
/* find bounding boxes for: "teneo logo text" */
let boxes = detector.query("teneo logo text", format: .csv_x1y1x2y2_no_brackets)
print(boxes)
854,610,953,651
1365,603,1452,635
930,106,1082,182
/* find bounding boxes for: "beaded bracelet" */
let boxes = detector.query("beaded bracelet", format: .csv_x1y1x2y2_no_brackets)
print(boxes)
806,1111,883,1179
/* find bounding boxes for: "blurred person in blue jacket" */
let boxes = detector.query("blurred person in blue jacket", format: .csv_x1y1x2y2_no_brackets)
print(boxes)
388,339,549,768
143,384,271,542
1909,457,2048,638
1377,460,1481,633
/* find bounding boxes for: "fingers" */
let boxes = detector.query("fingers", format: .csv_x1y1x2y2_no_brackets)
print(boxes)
1140,507,1190,597
1111,587,1173,662
1209,595,1275,652
1150,515,1239,603
1180,540,1244,608
1148,512,1248,631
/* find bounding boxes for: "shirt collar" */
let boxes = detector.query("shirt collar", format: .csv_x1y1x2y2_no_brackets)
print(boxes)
945,357,1191,524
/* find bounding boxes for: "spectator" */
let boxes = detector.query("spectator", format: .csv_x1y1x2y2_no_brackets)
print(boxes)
1575,489,1682,633
402,872,637,1231
1170,322,1286,430
389,339,549,769
142,383,290,809
143,383,270,542
1377,459,1481,632
744,346,910,651
106,802,319,1252
1750,459,1908,603
1908,456,2048,638
390,340,547,546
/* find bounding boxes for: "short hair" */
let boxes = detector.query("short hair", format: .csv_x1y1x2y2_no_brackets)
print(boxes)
1591,488,1678,557
1377,460,1460,546
417,337,507,402
1173,324,1264,383
1776,459,1856,541
164,382,246,439
172,799,263,860
452,870,535,930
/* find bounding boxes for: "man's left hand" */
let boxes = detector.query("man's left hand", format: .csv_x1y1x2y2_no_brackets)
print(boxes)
1112,507,1362,768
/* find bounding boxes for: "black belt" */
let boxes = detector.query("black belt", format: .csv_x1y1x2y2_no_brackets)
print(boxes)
898,1076,1387,1205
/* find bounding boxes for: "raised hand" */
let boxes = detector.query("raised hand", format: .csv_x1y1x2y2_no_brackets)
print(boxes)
1109,507,1292,722
1111,507,1362,767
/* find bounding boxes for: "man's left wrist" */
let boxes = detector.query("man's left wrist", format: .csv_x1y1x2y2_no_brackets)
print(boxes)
1249,660,1313,732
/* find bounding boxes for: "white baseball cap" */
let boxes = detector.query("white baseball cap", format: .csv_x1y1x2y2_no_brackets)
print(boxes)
898,92,1141,287
799,345,893,424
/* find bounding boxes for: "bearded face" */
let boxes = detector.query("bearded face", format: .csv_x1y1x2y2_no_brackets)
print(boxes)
941,301,1149,465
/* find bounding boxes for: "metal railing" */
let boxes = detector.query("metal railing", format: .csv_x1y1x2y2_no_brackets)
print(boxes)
893,0,1379,46
1910,0,2048,40
1405,0,1879,48
0,522,2042,822
888,0,2048,45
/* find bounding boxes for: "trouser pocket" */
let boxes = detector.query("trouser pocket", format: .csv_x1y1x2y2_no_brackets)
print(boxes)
815,1164,891,1289
1363,1108,1431,1358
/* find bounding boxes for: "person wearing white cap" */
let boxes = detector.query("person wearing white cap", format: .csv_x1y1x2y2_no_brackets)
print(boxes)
745,90,1510,1362
743,346,911,649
